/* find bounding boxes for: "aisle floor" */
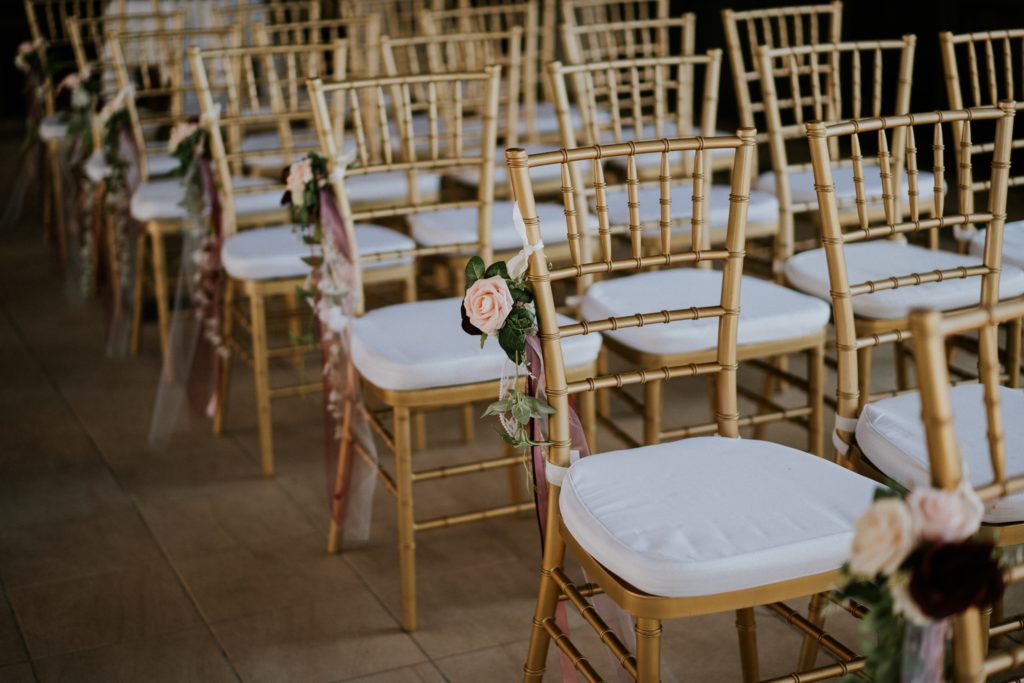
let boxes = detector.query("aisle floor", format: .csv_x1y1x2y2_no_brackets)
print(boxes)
1,164,1021,682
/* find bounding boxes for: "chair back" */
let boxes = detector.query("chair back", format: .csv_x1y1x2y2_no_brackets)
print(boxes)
308,67,502,315
806,103,1016,456
506,129,757,468
940,30,1024,235
560,0,667,27
547,53,723,258
560,10,695,68
722,2,843,136
758,37,917,268
256,17,382,80
190,40,350,235
421,1,540,142
909,298,1024,681
338,0,438,39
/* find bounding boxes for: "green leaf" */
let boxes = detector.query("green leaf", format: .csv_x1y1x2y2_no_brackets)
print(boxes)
512,400,533,425
872,487,902,502
510,286,533,304
484,261,509,279
521,395,556,415
498,325,526,363
481,398,513,416
464,256,485,288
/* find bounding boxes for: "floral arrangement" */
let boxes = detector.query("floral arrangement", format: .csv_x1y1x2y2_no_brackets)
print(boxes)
98,90,133,196
58,66,102,148
14,39,49,79
837,484,1004,682
461,252,554,449
168,121,207,177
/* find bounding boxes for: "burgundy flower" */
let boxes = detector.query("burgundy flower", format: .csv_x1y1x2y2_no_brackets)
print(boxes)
909,540,1004,620
461,302,482,336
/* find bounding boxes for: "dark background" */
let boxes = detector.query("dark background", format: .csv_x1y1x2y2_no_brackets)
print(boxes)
1,1,1022,131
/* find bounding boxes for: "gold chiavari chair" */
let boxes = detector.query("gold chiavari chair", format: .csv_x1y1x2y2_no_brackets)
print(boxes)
22,0,110,264
722,2,843,156
510,131,879,682
255,15,382,80
758,37,919,279
942,30,1024,269
109,25,242,364
910,300,1024,682
559,0,666,27
807,102,1022,510
191,40,420,475
338,0,438,39
308,67,602,632
549,54,831,454
795,103,1022,673
560,6,695,70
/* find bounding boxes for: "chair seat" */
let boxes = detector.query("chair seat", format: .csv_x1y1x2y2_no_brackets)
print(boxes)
560,437,877,597
784,241,1024,320
446,147,565,189
221,223,414,281
145,152,179,178
857,384,1024,524
967,219,1024,270
581,269,830,356
39,115,68,142
351,297,602,391
603,183,779,232
755,165,938,207
408,200,584,251
603,122,734,169
240,130,325,175
130,176,278,223
345,171,441,207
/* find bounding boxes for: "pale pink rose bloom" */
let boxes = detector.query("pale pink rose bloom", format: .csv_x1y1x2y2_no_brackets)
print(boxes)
463,275,514,336
848,498,916,578
17,41,33,56
167,122,199,153
58,73,80,92
906,483,984,543
286,158,314,205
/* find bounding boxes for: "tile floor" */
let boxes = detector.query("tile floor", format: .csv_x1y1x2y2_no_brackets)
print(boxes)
2,160,1022,683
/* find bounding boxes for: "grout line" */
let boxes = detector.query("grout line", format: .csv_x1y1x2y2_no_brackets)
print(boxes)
0,574,41,683
0,301,246,682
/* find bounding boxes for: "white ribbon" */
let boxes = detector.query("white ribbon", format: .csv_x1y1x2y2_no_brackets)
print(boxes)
543,450,580,487
832,414,859,456
329,147,358,184
507,202,545,279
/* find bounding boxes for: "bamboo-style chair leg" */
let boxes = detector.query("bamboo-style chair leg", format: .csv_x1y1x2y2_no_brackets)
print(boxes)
150,229,173,380
797,592,828,670
894,339,911,390
394,405,417,631
808,345,825,456
752,367,774,441
523,517,568,682
412,412,427,451
636,617,663,683
981,605,993,656
577,388,597,452
250,291,275,476
460,404,475,443
403,269,417,303
284,290,304,370
736,607,759,683
857,345,874,411
47,140,67,266
214,278,235,436
129,232,147,356
990,595,1006,649
643,379,662,445
1007,318,1022,389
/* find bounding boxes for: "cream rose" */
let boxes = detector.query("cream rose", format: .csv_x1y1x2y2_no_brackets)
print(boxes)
463,275,514,336
58,73,80,92
167,122,199,153
17,41,33,56
906,484,983,543
286,158,314,205
849,498,916,577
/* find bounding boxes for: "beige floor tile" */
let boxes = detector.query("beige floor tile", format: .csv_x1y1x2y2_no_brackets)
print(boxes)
0,510,163,588
336,661,445,683
32,627,237,683
0,597,26,668
175,534,368,624
212,594,426,683
0,663,35,683
8,562,202,659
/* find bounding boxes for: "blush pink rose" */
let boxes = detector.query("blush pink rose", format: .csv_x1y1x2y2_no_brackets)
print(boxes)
286,158,314,205
58,73,80,92
463,275,514,336
849,498,915,577
906,484,983,543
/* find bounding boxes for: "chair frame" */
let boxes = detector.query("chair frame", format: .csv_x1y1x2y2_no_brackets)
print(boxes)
511,131,865,682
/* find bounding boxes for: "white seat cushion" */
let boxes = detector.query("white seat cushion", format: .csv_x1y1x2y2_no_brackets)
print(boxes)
755,165,938,207
603,183,779,230
131,175,279,223
222,223,414,281
967,220,1024,270
857,384,1024,524
352,298,602,391
581,269,830,355
560,437,877,597
785,241,1024,319
145,152,180,178
85,151,111,183
344,171,442,206
409,200,587,251
39,115,68,142
240,130,325,174
446,147,565,189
